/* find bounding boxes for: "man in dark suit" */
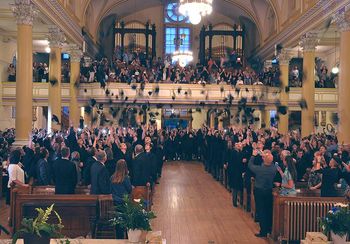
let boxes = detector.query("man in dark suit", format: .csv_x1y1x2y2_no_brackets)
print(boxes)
90,150,110,194
131,144,151,186
83,147,98,185
52,147,77,194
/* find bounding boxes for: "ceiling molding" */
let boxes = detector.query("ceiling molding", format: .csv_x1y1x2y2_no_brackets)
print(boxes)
32,0,83,46
254,0,350,60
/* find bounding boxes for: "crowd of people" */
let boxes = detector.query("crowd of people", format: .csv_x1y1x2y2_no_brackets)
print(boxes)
1,123,350,238
78,50,280,86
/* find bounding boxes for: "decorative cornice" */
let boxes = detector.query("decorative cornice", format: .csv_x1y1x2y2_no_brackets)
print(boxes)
32,0,83,46
254,0,349,60
299,31,319,51
333,8,350,32
67,44,83,63
10,0,38,26
278,48,292,65
48,26,66,48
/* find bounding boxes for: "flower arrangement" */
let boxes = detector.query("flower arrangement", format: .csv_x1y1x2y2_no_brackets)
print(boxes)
12,204,64,244
109,195,156,231
319,203,350,237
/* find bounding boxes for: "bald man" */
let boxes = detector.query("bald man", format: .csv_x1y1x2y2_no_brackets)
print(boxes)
248,149,277,238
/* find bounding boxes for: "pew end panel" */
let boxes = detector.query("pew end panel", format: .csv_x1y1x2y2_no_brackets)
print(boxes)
14,194,99,238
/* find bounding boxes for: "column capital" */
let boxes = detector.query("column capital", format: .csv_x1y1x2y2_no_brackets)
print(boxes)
333,9,350,32
48,26,66,48
299,31,319,51
278,48,292,65
11,0,38,26
67,44,83,63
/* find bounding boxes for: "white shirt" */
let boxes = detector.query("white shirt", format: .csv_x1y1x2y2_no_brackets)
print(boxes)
7,164,25,188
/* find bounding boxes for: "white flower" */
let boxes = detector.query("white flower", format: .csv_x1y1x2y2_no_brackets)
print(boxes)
134,198,141,203
334,203,349,208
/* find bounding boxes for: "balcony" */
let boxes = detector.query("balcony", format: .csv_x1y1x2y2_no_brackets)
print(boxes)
1,82,338,110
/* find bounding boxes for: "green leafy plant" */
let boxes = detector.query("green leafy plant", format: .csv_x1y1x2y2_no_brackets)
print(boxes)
12,204,64,244
319,203,350,237
109,195,156,231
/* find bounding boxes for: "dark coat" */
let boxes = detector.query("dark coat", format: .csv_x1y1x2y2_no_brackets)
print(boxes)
90,161,111,195
131,152,152,186
52,158,77,194
83,156,98,185
227,149,244,190
36,158,52,186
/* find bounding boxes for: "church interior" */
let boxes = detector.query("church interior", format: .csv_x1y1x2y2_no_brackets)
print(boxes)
0,0,350,243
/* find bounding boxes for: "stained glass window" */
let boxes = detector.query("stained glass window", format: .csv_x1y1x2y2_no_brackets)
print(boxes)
164,3,189,23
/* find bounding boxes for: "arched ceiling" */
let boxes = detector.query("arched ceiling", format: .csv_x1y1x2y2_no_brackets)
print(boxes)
80,0,280,42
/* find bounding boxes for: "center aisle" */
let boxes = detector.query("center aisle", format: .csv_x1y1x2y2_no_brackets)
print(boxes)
151,161,267,244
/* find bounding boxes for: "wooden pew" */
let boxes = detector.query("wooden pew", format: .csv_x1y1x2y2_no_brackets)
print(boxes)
14,194,99,238
271,190,347,242
250,178,256,220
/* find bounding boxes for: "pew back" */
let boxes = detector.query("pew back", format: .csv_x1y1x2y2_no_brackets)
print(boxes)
14,194,99,238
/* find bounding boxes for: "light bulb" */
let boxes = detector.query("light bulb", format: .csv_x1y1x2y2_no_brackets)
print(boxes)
45,47,51,53
331,66,339,74
189,13,201,25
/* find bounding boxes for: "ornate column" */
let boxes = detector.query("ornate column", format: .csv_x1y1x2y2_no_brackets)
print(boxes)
47,26,65,132
11,0,37,145
209,111,215,129
261,108,270,128
334,10,350,147
277,49,291,135
300,31,318,138
67,44,82,128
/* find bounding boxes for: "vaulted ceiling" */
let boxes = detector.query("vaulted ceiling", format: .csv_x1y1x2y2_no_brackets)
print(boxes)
79,0,281,43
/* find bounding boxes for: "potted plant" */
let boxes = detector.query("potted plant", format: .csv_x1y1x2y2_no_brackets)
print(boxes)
319,203,350,244
12,204,64,244
110,195,156,243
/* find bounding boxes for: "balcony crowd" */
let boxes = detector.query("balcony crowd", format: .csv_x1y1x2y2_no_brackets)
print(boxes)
6,49,336,89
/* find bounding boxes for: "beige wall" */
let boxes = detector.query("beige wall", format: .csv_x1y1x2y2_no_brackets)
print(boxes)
121,6,164,59
0,38,17,81
192,108,207,129
0,105,15,130
120,7,240,63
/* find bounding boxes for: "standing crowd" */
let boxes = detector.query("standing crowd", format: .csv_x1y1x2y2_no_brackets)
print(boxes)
1,124,350,238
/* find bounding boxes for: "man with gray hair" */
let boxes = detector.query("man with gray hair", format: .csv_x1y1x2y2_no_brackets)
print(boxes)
90,150,110,194
131,144,151,186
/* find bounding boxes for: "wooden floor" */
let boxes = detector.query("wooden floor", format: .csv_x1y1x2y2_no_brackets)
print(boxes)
151,161,267,244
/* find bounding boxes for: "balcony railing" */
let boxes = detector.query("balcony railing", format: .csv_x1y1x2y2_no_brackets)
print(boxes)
1,82,338,108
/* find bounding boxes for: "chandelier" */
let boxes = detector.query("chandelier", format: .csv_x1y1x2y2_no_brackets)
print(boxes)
179,0,213,25
172,50,193,67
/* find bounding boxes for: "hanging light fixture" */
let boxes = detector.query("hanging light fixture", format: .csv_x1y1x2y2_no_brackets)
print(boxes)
179,0,213,25
331,29,339,74
172,50,193,67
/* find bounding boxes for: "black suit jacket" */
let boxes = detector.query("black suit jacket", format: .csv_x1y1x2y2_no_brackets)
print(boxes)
131,153,151,186
53,158,77,194
90,161,110,194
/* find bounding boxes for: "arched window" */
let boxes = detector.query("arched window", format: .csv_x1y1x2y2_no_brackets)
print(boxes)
164,2,191,55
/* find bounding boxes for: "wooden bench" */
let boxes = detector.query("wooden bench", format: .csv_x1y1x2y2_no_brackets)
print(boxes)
14,194,99,238
271,191,348,242
10,182,153,238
